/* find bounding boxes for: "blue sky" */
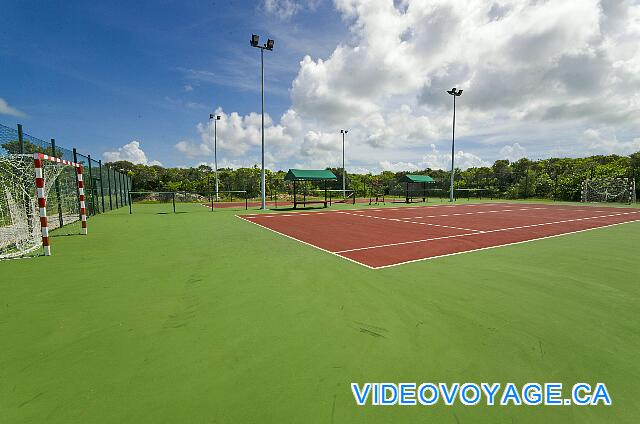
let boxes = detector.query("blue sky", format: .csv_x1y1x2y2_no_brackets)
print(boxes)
1,0,345,165
2,1,639,171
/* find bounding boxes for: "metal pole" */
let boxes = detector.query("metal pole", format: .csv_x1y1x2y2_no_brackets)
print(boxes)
449,95,456,202
17,124,24,154
342,131,346,197
260,47,266,210
106,164,113,210
114,169,119,208
51,139,64,227
99,160,106,212
214,118,219,201
87,154,95,215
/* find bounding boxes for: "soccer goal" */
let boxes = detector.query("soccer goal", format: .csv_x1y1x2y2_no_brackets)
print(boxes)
0,153,87,258
581,178,636,204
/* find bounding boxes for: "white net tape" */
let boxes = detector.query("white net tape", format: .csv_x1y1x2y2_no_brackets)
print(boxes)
0,154,79,258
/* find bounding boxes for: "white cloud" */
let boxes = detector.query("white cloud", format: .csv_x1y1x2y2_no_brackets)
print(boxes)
183,84,193,92
380,160,420,172
0,98,26,117
174,0,640,170
263,0,320,19
500,143,527,162
581,128,640,154
264,0,300,19
103,141,162,166
380,145,488,172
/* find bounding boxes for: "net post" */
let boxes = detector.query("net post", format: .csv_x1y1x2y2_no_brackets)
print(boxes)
172,192,176,213
129,192,132,214
33,153,51,256
245,191,248,210
51,139,64,227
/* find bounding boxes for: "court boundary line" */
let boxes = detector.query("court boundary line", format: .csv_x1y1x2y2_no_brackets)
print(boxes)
336,210,482,232
235,215,376,270
237,208,640,269
371,218,640,269
241,202,506,218
335,210,640,253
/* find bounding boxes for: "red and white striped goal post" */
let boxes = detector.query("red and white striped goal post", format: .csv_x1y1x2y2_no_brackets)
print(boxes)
33,153,87,256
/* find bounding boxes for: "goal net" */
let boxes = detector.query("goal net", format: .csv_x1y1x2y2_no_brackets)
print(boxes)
0,153,86,258
581,178,636,204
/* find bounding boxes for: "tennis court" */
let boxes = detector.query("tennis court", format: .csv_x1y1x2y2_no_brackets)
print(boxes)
240,202,640,268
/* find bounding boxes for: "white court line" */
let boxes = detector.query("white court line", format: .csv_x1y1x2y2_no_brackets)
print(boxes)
241,202,506,219
394,206,594,220
237,209,640,269
335,211,640,254
336,211,481,232
235,215,376,270
373,218,640,269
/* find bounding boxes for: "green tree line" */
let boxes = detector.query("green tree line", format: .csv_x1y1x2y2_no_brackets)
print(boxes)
107,151,639,202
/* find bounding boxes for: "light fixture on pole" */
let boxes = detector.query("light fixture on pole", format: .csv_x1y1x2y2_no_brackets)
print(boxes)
250,34,274,210
209,114,221,200
340,129,348,198
446,87,463,202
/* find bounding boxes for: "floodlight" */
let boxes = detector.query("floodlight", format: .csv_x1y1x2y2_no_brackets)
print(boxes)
446,87,464,201
209,114,214,119
216,115,221,120
249,33,275,209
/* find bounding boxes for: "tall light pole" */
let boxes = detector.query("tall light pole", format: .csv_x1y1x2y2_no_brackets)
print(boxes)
250,34,274,210
446,88,463,202
341,130,348,197
209,114,221,200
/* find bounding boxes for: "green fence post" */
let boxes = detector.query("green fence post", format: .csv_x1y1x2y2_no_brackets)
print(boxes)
114,170,120,208
17,124,24,154
87,155,95,215
106,164,113,210
121,172,125,206
98,160,106,212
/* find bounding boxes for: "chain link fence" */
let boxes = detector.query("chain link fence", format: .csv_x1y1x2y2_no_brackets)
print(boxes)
1,122,131,218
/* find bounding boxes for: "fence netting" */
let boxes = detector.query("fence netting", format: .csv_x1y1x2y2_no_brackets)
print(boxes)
1,123,131,256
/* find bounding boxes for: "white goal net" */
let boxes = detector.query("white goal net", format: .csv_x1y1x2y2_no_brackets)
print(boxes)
0,154,83,258
581,178,636,204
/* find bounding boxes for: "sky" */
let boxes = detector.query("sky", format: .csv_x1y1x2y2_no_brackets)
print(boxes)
1,0,639,173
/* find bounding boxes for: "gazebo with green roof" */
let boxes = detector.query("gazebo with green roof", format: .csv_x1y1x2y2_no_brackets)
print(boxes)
284,169,338,208
398,174,436,203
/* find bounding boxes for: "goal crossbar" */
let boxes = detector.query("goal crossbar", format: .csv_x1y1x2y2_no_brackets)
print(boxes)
33,153,87,256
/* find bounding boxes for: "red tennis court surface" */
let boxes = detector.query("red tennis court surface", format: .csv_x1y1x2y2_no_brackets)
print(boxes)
238,203,640,269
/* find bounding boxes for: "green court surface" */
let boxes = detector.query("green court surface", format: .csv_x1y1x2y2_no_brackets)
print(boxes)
1,201,639,423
